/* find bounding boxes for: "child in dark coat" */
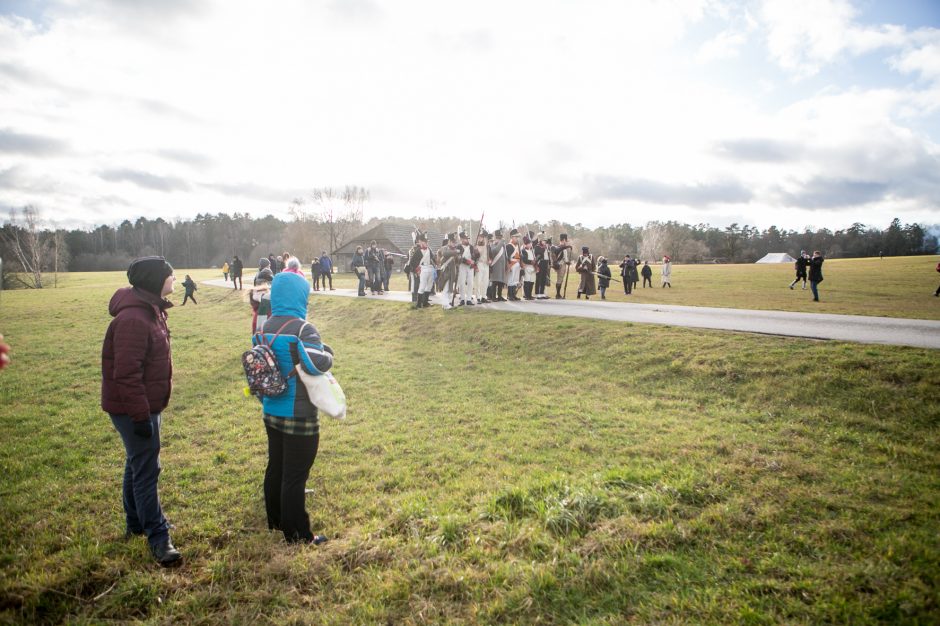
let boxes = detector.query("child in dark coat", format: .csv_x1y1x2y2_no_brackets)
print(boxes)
597,257,611,300
181,275,197,305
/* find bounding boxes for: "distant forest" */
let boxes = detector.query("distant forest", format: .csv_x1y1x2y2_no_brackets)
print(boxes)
1,205,936,288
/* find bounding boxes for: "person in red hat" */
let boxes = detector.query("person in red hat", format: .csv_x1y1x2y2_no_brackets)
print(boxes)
101,256,182,567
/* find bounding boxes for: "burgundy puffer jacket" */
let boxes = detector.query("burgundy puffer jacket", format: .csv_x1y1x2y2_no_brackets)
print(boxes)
101,287,173,422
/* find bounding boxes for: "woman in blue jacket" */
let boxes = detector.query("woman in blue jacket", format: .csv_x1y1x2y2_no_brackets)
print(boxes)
254,271,334,544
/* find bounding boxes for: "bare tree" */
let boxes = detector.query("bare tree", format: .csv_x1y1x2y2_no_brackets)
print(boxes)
639,222,668,261
311,186,366,254
0,206,49,288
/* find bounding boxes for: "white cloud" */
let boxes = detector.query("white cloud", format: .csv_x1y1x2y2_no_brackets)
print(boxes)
0,0,937,233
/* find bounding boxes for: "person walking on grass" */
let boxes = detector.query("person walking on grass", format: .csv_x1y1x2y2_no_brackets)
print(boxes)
661,256,672,288
575,246,596,300
808,250,824,302
255,271,334,545
597,256,611,299
789,251,809,290
222,261,230,282
181,274,198,305
102,257,182,567
231,255,244,290
641,261,652,288
619,255,635,295
934,261,940,297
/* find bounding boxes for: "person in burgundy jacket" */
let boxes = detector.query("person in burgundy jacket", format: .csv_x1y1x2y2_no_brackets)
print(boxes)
101,256,182,567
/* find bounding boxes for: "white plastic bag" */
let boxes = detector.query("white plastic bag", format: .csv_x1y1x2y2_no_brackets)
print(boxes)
296,367,347,420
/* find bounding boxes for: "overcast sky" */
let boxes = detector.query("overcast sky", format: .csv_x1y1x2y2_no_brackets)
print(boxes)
1,0,938,232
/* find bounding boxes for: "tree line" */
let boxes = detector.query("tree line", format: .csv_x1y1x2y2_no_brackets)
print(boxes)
1,203,936,288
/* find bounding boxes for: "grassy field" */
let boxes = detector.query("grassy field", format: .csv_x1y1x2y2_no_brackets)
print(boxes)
0,266,938,624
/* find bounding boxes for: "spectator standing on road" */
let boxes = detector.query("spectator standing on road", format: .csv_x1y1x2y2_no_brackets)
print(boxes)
661,256,672,288
231,255,244,290
310,255,321,291
641,261,652,288
181,274,198,305
351,246,367,296
319,251,334,290
102,256,182,567
808,251,824,302
222,261,230,282
365,242,383,295
383,251,394,292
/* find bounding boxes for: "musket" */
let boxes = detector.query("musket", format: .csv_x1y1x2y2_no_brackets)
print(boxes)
385,251,408,258
585,269,622,283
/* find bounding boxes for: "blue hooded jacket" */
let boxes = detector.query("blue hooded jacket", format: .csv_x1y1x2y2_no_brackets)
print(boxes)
254,272,333,419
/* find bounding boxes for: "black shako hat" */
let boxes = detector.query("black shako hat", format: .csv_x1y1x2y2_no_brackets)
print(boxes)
128,256,173,296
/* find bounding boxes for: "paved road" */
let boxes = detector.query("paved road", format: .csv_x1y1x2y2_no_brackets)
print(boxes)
203,278,940,349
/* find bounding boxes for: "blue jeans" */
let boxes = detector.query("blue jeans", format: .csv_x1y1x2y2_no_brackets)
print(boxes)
810,281,820,300
110,413,171,547
357,273,366,295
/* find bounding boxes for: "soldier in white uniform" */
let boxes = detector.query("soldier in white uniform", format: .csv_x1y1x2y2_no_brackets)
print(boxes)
474,230,491,304
407,232,436,308
520,235,538,300
506,228,522,301
456,231,479,306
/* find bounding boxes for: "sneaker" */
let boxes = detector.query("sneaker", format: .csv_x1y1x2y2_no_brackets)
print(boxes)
312,534,328,545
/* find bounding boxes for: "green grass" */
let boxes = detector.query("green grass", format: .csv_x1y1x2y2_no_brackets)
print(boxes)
0,270,938,624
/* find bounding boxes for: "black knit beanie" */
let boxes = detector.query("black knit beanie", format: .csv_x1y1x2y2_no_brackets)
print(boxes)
127,256,174,296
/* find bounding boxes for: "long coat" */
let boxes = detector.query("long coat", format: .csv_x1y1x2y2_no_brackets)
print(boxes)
488,240,508,284
437,244,460,291
576,254,596,295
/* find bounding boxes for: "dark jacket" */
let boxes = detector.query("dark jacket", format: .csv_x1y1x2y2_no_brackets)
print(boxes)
101,287,173,422
597,262,611,288
231,258,243,276
182,277,197,295
809,256,824,283
255,272,333,420
641,264,652,278
795,256,810,277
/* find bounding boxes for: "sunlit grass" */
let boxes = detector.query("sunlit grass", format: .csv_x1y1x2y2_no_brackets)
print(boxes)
0,270,937,623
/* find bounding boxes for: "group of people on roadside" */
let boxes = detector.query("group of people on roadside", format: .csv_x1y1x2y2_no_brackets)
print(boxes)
103,256,336,566
399,227,675,309
349,241,398,296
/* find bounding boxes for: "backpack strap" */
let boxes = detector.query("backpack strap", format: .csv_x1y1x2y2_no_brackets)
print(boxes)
259,318,303,347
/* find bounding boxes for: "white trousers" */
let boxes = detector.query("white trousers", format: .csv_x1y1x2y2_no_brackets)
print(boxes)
457,265,474,302
474,264,489,300
509,263,521,287
418,266,435,293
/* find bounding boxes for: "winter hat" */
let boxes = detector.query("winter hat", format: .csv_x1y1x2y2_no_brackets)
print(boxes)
259,257,270,269
128,256,173,296
582,246,589,253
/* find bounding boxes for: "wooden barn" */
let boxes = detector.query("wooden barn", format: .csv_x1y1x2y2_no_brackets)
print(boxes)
332,223,444,273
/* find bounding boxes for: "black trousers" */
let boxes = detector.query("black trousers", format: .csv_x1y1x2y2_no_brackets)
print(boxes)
264,424,319,543
320,272,333,289
182,292,197,304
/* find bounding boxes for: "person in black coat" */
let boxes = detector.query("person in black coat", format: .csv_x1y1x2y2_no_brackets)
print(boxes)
790,252,809,290
641,261,652,288
597,257,611,300
808,251,824,302
619,255,636,294
181,274,197,305
231,256,244,290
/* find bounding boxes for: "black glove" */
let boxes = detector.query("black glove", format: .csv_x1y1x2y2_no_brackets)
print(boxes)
133,420,153,439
